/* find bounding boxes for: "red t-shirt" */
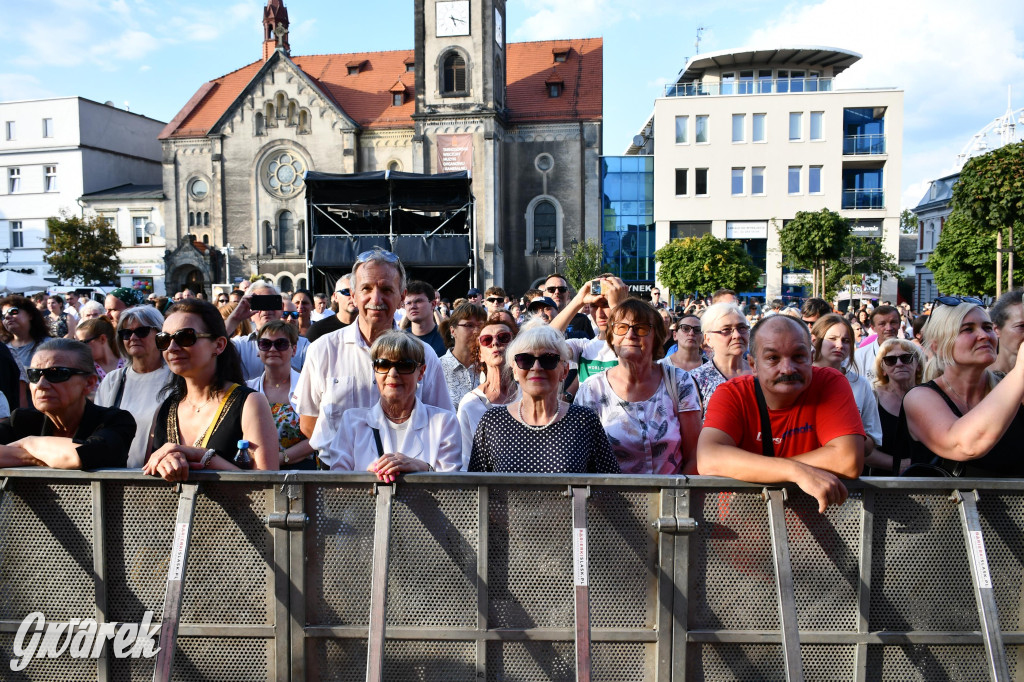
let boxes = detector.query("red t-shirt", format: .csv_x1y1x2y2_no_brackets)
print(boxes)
703,367,865,458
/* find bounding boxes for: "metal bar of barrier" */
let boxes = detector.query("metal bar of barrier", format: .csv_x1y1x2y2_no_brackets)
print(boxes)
954,489,1011,682
655,488,675,681
853,488,874,682
290,482,307,682
152,482,200,682
476,484,489,679
671,487,693,681
366,483,395,682
91,481,110,682
765,488,804,682
271,483,291,682
571,486,592,682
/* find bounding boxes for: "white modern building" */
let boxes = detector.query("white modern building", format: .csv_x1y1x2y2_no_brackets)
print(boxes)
648,47,904,301
0,97,165,287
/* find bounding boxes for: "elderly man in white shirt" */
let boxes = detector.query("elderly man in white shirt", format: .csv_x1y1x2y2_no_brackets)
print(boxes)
225,281,309,381
295,248,453,465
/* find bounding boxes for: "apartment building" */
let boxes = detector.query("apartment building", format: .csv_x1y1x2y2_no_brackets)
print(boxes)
648,46,903,301
0,97,164,286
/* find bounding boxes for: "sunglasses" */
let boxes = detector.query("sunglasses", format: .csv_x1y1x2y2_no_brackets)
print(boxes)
881,353,916,367
155,328,215,351
545,286,568,294
706,325,750,337
117,326,156,341
258,338,293,352
1,308,21,319
486,297,504,304
514,352,561,371
356,249,400,264
934,295,984,307
79,334,102,344
336,288,351,297
479,331,513,347
676,323,701,335
27,366,91,384
281,311,300,320
612,322,652,337
373,358,421,375
217,298,229,304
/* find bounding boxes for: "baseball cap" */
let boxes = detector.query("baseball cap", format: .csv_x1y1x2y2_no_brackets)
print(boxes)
527,296,558,312
466,288,481,297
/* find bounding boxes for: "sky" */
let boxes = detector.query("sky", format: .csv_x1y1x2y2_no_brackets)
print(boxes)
3,0,1023,211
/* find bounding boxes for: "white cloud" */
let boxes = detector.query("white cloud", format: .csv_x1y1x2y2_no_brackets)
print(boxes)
0,74,57,102
91,29,161,62
289,18,318,47
513,0,620,40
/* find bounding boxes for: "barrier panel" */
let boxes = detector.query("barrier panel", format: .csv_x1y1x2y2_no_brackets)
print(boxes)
0,470,1022,681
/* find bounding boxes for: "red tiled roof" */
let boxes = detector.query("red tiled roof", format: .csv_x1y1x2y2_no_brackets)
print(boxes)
161,38,602,139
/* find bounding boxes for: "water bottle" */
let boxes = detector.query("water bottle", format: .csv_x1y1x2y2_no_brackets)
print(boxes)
233,439,252,470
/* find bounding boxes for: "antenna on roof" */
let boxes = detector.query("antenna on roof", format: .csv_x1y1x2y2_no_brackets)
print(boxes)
694,26,705,55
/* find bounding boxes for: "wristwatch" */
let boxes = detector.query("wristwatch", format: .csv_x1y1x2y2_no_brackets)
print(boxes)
199,448,217,468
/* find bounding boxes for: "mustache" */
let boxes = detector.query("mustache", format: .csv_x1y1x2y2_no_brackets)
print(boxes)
773,372,804,384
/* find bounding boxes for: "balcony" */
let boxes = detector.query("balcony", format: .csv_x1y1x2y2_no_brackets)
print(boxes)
664,77,834,97
842,189,884,210
843,134,886,155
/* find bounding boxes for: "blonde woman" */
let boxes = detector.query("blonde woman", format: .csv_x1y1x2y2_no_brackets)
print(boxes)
870,338,924,474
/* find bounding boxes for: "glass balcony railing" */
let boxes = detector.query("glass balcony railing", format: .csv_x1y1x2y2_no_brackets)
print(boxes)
664,77,834,97
842,189,884,209
843,134,886,155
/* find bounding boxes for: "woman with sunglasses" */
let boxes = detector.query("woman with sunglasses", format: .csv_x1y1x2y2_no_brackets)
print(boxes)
456,313,520,469
247,320,314,470
94,305,172,467
76,317,125,383
901,298,1024,476
143,299,278,482
869,338,924,474
662,314,706,371
1,295,52,380
810,314,882,470
0,339,136,469
329,331,461,477
438,302,488,410
689,303,753,415
576,299,701,475
469,322,619,473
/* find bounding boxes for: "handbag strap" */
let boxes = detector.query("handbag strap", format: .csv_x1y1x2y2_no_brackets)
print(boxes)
371,428,385,458
112,368,128,409
753,378,775,457
193,384,241,449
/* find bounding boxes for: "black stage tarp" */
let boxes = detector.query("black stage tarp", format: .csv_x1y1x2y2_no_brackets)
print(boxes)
305,170,472,211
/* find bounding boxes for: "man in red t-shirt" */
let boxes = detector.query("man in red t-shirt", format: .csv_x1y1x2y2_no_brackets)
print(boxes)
698,315,865,512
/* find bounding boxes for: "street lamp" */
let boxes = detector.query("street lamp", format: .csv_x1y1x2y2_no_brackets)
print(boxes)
237,243,277,276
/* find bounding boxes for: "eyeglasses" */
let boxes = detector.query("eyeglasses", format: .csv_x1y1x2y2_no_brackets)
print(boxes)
27,366,91,384
336,288,351,297
479,331,513,347
117,326,156,341
281,311,300,320
356,249,400,264
612,322,652,337
514,352,561,371
706,324,750,337
545,286,568,294
676,323,701,335
372,358,421,374
79,334,102,344
486,297,504,304
881,353,917,367
155,328,215,351
217,298,229,304
1,308,21,319
455,323,481,330
934,295,984,307
258,338,293,352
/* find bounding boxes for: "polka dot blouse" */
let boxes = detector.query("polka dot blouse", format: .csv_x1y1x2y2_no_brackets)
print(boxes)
468,403,621,473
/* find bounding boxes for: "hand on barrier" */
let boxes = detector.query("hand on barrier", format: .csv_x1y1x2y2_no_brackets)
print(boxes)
794,463,848,513
368,452,432,482
144,443,198,482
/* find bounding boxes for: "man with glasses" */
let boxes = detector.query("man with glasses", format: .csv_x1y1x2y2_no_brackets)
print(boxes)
466,288,482,305
698,315,865,513
306,274,357,344
216,293,230,306
484,286,507,315
403,281,447,357
544,273,594,340
295,248,453,466
650,287,666,310
852,305,902,382
800,298,832,328
225,281,310,380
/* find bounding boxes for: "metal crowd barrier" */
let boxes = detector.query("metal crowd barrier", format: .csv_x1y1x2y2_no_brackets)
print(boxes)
0,470,1022,681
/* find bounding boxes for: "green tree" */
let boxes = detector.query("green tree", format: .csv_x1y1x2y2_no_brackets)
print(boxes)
654,234,761,297
900,208,919,235
43,211,122,286
562,238,604,290
927,211,1022,296
824,236,903,301
776,208,851,297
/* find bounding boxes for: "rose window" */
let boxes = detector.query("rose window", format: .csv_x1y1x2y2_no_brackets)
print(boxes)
265,152,305,197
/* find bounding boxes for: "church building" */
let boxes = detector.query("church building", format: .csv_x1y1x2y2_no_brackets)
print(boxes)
159,0,602,295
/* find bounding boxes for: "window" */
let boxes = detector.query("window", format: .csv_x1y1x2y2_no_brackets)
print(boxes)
554,51,568,63
188,212,195,227
788,166,801,194
533,201,557,252
675,169,688,195
731,168,744,195
674,116,688,144
789,112,802,141
442,52,467,93
732,114,745,142
347,66,360,76
10,221,23,248
134,217,150,245
810,112,823,141
8,168,20,193
393,93,404,107
4,121,13,141
752,113,766,142
752,167,765,195
189,178,208,200
203,212,209,226
42,119,53,138
548,83,562,98
720,72,735,95
695,168,708,196
44,165,56,192
278,211,295,252
405,62,415,73
757,69,773,93
695,115,708,144
809,166,822,194
738,71,754,94
264,152,305,197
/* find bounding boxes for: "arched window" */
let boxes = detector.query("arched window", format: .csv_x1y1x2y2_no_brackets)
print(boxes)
203,212,210,226
297,109,310,134
265,102,276,126
278,211,295,253
287,101,297,126
202,234,209,245
278,276,293,294
442,52,467,93
255,112,265,136
275,93,286,118
296,277,307,290
188,212,195,227
533,201,557,252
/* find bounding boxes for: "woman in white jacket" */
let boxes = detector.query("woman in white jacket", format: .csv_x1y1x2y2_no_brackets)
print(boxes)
329,331,461,478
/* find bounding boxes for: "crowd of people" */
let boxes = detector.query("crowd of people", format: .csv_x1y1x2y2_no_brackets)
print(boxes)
1,250,1022,513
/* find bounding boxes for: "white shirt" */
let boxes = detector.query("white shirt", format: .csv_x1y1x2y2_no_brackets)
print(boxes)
328,399,461,472
94,364,173,468
294,322,454,465
847,371,883,446
853,341,881,382
310,309,331,322
456,386,519,471
233,332,309,381
246,368,301,411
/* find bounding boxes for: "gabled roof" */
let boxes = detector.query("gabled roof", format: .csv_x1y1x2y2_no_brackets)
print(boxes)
80,184,164,200
160,38,602,139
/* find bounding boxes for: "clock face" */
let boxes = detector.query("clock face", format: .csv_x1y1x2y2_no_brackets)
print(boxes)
494,8,503,47
436,0,470,37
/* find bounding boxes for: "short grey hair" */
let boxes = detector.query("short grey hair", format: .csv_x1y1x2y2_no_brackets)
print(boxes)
115,305,166,358
701,302,747,333
370,330,425,365
35,339,96,374
352,248,407,293
505,319,571,366
249,280,279,296
335,273,353,291
79,300,105,318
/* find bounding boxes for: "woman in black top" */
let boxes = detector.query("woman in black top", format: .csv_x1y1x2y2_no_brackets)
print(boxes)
870,338,924,474
0,339,135,468
142,299,278,482
902,299,1024,476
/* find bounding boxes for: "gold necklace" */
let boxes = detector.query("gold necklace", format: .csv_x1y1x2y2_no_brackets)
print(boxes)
942,376,971,411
